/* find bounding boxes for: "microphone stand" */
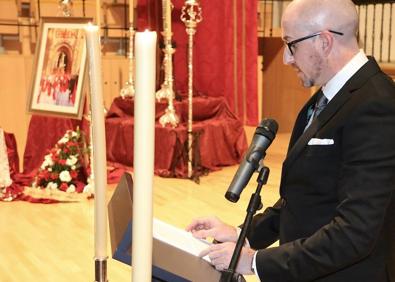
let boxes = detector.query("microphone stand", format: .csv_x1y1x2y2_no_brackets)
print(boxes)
219,166,270,282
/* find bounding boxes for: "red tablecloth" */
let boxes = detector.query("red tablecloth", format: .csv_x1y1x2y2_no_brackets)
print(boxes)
105,96,247,178
21,96,247,181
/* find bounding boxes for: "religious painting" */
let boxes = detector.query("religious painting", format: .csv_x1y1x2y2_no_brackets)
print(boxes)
28,17,91,119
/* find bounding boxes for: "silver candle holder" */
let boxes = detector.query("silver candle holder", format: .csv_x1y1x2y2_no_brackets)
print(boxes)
120,26,135,98
157,0,180,128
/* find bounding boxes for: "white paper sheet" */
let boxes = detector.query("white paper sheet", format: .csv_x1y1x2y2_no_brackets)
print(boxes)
153,218,211,262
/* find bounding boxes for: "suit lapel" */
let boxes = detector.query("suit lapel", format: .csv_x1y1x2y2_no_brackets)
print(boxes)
287,97,315,153
283,57,382,170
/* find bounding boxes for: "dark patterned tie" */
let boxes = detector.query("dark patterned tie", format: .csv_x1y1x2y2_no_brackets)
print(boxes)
304,90,328,131
312,91,328,120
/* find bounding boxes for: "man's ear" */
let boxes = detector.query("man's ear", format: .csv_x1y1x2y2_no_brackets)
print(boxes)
319,31,334,56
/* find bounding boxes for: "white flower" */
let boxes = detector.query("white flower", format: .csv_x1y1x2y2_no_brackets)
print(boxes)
0,178,12,187
46,182,58,190
43,155,54,167
66,155,78,166
66,184,76,193
71,131,78,138
83,183,92,193
71,165,76,170
59,170,72,182
58,136,69,144
48,167,52,172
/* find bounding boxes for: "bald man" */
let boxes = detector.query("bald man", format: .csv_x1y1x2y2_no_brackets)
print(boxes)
186,0,395,281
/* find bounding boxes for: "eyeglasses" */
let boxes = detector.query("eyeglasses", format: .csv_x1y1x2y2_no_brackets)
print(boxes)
284,30,344,55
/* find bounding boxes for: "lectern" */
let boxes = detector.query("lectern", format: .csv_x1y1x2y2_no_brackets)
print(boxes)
107,172,221,282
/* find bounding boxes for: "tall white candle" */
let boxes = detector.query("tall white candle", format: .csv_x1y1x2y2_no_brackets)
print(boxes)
165,0,172,34
96,0,101,28
129,0,134,26
132,31,157,282
85,24,107,260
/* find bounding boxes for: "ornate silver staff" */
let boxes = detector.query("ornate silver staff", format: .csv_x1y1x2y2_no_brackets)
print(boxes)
157,0,179,128
120,27,135,98
120,1,136,98
181,0,202,178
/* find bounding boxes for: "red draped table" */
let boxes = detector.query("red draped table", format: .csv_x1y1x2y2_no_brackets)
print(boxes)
22,96,247,181
105,96,247,178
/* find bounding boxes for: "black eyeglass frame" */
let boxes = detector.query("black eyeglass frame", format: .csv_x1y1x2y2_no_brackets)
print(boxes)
285,30,344,55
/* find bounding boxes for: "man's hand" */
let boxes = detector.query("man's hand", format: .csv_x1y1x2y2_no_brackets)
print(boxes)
200,242,255,274
186,216,238,243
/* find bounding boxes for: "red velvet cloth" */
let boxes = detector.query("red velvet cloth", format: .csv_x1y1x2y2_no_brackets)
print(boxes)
21,97,247,182
22,115,89,174
2,131,48,201
4,131,19,178
136,0,258,125
105,96,247,178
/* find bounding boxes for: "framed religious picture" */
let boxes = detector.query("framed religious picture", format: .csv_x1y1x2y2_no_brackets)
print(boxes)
28,17,91,119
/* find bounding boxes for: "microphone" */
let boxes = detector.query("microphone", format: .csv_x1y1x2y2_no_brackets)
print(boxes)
225,118,278,203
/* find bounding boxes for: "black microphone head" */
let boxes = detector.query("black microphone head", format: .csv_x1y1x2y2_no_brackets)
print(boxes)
255,118,278,142
224,118,278,203
225,191,240,203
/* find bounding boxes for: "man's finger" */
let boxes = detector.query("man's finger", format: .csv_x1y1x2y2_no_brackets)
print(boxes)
192,228,215,239
185,217,211,232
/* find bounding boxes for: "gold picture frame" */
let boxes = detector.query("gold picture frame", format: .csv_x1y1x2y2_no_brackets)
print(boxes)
28,17,91,119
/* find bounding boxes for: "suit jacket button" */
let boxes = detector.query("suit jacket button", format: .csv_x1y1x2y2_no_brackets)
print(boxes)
281,198,287,207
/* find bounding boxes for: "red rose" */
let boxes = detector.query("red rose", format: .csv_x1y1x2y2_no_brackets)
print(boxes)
59,159,67,165
69,141,78,147
43,170,50,181
70,170,78,179
60,182,68,191
51,172,59,180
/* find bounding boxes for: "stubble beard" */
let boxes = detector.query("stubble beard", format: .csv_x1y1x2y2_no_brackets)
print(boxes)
298,55,323,88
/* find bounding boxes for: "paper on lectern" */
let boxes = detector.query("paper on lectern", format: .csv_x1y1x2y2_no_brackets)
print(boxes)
153,218,211,263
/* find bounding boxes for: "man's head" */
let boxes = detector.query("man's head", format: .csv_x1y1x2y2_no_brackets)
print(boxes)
281,0,360,87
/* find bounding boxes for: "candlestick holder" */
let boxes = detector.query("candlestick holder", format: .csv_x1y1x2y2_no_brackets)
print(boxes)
157,36,180,128
156,37,175,102
157,0,179,128
181,0,202,178
94,258,108,282
120,26,135,98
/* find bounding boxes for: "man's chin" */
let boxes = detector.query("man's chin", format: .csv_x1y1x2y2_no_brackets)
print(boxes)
298,76,313,88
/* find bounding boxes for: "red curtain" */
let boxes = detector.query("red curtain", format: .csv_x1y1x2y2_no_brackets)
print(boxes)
136,0,258,125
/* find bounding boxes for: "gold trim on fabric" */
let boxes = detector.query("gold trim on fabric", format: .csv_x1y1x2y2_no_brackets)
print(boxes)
242,0,247,123
233,0,239,116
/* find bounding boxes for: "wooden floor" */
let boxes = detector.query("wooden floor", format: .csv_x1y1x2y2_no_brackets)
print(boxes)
0,128,291,282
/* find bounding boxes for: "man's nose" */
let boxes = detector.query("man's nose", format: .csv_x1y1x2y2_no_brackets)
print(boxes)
283,47,294,65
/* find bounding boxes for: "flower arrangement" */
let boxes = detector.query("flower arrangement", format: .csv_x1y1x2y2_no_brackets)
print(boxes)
32,128,89,193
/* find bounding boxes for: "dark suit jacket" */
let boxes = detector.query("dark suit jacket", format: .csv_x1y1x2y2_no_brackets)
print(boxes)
246,58,395,282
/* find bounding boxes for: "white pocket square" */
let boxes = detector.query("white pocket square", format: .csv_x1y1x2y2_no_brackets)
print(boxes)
308,138,334,145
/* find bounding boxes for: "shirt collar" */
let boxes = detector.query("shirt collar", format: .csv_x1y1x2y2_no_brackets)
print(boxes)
321,50,368,102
